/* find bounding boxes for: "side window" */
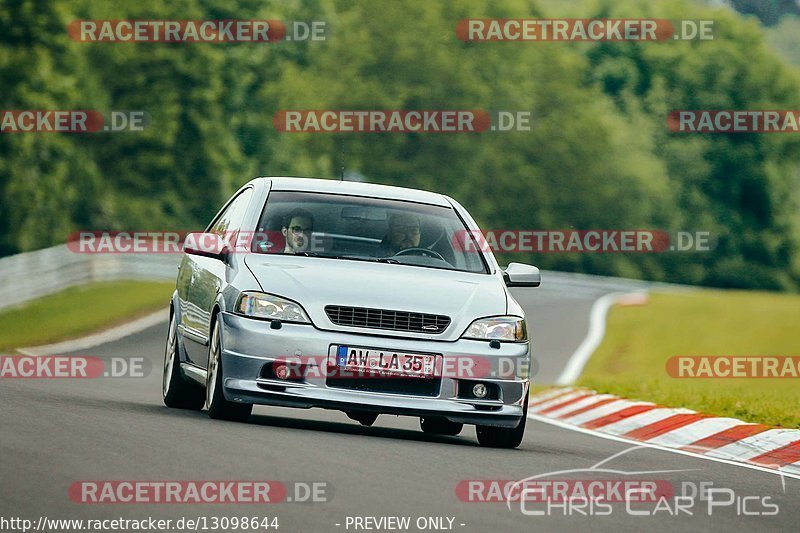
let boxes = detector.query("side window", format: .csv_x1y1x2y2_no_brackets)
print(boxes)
209,188,254,236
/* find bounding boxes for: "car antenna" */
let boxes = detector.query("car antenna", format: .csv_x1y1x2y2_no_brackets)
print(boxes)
340,137,345,181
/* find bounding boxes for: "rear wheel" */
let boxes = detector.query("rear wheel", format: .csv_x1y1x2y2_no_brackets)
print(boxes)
206,318,252,422
475,401,528,449
420,416,463,436
162,311,204,410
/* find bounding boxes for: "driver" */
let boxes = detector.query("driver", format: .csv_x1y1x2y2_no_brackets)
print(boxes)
281,208,314,253
385,212,421,254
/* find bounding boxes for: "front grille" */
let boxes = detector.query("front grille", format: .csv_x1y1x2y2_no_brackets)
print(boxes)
326,376,441,397
325,305,450,334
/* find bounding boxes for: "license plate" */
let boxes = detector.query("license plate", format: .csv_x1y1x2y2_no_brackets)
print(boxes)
336,346,437,378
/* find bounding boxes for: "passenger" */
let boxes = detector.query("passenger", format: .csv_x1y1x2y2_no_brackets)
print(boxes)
281,209,314,253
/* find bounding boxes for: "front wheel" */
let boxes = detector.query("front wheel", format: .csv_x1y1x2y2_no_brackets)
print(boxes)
206,319,252,422
475,401,527,449
163,311,204,410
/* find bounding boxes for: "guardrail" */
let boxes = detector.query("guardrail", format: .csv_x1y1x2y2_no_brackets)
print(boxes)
0,244,688,313
0,245,179,311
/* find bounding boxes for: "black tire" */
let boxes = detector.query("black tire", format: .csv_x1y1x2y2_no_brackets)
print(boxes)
475,401,528,448
420,416,463,436
163,311,205,410
206,318,253,422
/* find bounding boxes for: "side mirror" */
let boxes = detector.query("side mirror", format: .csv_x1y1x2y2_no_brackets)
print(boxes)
183,232,228,260
503,262,541,287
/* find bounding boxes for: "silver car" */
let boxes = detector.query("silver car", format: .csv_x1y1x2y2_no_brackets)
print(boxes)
162,177,540,448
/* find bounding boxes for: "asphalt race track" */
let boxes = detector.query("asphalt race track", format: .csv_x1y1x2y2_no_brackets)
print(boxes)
1,274,797,532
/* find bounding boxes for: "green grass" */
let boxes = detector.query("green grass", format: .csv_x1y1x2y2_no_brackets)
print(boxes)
576,290,800,428
0,281,174,352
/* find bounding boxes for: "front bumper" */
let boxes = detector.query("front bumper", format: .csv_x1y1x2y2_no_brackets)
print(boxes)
218,312,531,428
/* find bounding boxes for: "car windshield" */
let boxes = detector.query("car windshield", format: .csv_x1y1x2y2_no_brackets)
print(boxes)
253,191,488,274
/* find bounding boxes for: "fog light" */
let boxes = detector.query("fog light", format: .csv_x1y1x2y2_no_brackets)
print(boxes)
472,383,488,398
274,364,289,380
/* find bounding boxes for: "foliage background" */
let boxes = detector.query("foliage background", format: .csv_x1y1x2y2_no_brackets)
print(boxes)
1,0,799,290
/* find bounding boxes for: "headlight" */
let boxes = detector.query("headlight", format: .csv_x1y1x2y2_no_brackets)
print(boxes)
462,316,527,341
237,292,311,323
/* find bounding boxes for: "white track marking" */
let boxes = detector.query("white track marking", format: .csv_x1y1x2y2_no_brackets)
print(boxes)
555,292,645,385
708,429,800,462
560,399,653,426
529,390,589,412
16,308,168,356
542,393,617,418
527,411,800,481
598,407,695,436
647,417,746,447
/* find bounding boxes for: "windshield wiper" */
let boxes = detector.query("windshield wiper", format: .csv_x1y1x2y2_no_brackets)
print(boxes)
295,252,400,264
338,255,401,264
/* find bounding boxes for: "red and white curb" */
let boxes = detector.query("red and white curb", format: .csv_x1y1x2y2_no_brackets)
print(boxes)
529,388,800,478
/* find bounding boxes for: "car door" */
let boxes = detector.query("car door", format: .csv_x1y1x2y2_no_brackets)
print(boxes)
175,253,195,354
181,187,254,367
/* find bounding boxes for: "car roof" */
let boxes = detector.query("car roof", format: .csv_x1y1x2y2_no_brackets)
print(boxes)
253,177,452,207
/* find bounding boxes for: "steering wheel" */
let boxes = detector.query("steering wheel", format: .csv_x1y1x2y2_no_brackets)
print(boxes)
392,247,447,262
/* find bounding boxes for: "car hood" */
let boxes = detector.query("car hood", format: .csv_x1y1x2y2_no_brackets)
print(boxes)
243,255,509,341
